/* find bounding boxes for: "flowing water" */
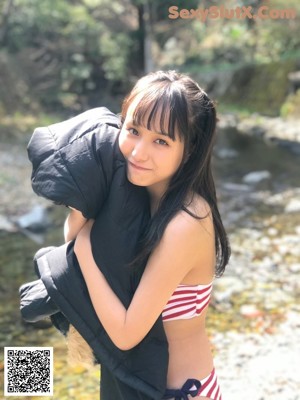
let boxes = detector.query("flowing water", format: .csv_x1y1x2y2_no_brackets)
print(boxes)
0,129,299,399
215,129,300,191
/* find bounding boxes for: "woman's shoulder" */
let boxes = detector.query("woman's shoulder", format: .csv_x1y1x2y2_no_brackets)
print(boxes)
160,194,215,280
164,194,214,245
184,192,212,218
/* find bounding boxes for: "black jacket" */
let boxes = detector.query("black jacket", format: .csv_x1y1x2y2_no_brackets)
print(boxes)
25,107,169,400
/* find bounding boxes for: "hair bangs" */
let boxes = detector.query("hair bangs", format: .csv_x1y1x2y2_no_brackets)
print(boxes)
131,86,186,142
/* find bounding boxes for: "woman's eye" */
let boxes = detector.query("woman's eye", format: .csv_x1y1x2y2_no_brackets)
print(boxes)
155,139,168,146
128,127,139,136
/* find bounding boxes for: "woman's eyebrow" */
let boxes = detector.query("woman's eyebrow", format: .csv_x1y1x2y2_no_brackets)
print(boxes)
127,120,171,138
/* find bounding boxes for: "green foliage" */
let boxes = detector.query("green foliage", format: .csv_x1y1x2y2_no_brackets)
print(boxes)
156,0,300,68
5,0,71,51
1,0,133,111
100,31,133,81
220,60,297,117
280,89,300,119
0,0,299,115
252,0,300,63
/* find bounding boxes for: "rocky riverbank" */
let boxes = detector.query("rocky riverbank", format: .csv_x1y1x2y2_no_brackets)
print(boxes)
214,310,300,399
211,189,300,398
0,140,49,232
211,135,300,399
219,113,300,154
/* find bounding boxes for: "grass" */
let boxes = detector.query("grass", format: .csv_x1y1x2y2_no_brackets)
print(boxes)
0,111,62,142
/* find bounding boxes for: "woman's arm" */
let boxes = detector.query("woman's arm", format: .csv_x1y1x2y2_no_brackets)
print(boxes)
64,208,88,242
75,211,215,351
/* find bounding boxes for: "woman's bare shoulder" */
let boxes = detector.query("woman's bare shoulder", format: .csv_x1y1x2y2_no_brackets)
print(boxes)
184,193,212,219
161,194,215,281
163,194,215,254
166,193,214,237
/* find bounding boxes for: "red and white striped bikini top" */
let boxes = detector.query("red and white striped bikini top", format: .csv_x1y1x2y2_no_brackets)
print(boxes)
162,282,213,322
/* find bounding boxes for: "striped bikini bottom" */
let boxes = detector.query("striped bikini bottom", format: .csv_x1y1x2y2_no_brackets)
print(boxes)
163,368,222,400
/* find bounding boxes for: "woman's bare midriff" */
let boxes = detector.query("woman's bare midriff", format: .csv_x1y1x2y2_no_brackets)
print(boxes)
163,309,214,389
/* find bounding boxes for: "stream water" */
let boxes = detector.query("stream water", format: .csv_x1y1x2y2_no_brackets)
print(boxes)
0,129,299,399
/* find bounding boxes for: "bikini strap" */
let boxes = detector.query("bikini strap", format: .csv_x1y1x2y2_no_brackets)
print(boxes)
162,378,201,400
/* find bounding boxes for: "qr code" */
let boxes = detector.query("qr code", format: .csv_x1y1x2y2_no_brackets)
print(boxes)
4,347,53,396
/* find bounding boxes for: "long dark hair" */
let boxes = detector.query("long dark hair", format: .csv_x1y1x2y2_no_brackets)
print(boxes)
121,70,230,277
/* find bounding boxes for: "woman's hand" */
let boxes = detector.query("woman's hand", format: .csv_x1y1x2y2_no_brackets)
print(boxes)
74,219,94,266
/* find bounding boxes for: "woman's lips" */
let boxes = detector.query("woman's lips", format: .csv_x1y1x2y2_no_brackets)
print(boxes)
128,161,151,171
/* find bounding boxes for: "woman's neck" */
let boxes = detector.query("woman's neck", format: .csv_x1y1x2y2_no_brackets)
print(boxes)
147,182,167,217
148,193,160,217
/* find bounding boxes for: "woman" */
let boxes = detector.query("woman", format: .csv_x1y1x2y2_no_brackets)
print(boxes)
20,103,169,399
74,70,230,400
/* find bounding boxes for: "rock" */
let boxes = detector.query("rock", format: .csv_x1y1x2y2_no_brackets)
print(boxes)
235,115,300,144
236,228,262,240
265,189,300,210
258,255,275,268
289,264,300,273
237,119,266,137
15,205,49,231
248,190,271,203
213,276,246,302
222,182,251,192
267,227,278,236
288,71,300,90
215,148,239,159
242,170,271,184
218,110,300,151
284,199,300,213
240,304,263,318
0,215,17,232
259,236,271,246
223,209,252,225
217,113,238,129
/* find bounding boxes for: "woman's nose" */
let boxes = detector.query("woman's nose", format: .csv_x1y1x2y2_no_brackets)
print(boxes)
131,139,149,161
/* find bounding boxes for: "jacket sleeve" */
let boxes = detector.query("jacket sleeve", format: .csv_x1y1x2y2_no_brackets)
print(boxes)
27,107,123,219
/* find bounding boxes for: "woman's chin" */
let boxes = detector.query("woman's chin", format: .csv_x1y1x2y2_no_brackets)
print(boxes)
127,173,148,187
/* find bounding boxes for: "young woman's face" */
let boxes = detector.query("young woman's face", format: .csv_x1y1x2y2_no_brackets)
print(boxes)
119,98,185,200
